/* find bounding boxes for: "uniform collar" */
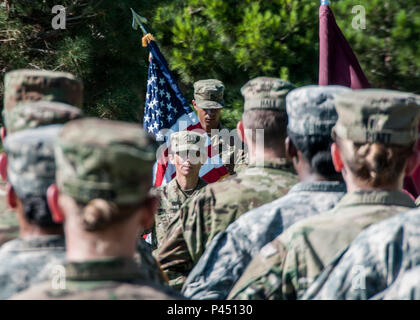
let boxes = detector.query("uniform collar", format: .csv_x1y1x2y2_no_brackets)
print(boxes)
175,177,207,196
247,158,294,171
2,235,65,252
65,257,142,281
289,181,346,193
334,190,416,209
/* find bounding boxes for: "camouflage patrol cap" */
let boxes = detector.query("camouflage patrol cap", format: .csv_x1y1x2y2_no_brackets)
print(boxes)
193,79,224,109
4,69,83,111
4,125,62,199
332,89,420,146
55,118,158,205
241,77,295,112
170,131,206,153
4,101,83,134
286,85,351,136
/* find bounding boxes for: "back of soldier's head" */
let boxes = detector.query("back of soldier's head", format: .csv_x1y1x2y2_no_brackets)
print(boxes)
4,101,83,134
4,125,63,227
332,89,420,187
240,77,295,150
3,69,83,112
286,85,351,180
55,118,158,232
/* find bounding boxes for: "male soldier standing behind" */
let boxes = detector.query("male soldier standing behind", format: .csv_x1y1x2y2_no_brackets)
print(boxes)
192,79,245,175
152,131,208,250
13,118,183,300
0,69,83,246
156,77,298,290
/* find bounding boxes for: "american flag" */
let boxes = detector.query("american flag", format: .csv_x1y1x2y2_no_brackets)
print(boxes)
143,40,229,187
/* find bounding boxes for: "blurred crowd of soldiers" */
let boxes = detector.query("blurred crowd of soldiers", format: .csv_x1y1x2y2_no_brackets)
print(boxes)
0,68,420,300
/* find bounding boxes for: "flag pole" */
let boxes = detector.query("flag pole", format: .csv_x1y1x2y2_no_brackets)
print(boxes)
131,8,148,35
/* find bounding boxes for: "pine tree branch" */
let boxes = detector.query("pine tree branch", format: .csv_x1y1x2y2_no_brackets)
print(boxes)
28,48,55,54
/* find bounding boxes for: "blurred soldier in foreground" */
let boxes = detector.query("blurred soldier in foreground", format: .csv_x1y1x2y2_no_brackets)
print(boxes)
0,125,66,299
156,77,298,290
229,89,420,300
152,131,208,250
12,118,182,300
0,69,83,246
182,85,349,300
192,79,246,175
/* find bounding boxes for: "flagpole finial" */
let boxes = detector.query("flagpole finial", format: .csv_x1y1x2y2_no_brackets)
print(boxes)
131,8,148,35
321,0,329,5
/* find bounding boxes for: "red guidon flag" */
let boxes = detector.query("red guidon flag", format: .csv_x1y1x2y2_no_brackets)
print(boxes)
318,2,371,89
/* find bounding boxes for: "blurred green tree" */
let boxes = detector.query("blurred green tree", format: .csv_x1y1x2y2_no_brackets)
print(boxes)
0,0,163,123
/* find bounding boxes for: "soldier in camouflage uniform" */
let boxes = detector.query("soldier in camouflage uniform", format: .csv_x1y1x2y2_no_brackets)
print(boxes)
152,131,208,250
303,207,420,300
156,77,298,290
192,79,246,175
0,69,83,246
228,89,420,300
0,125,66,299
182,85,349,300
12,118,182,300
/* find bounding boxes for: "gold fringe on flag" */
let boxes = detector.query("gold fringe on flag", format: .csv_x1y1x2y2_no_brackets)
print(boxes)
142,33,155,47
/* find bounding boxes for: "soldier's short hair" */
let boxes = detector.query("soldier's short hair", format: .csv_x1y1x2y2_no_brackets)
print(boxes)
20,194,59,227
288,130,341,181
242,109,288,151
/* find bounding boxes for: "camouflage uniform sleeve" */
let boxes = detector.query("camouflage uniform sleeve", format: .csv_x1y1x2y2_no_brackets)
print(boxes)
182,228,249,300
182,183,247,264
154,208,194,291
181,188,218,264
135,237,169,285
227,237,289,300
154,188,217,291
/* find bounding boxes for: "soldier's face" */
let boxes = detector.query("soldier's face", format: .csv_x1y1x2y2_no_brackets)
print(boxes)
170,151,203,177
193,101,221,133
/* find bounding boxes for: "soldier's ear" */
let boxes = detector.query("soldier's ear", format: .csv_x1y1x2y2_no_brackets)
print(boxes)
285,136,297,159
0,153,7,181
47,184,65,223
1,126,6,143
192,100,197,111
6,183,17,209
331,142,344,172
237,121,245,142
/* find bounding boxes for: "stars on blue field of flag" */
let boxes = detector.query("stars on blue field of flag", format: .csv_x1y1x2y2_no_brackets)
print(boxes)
143,57,189,137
